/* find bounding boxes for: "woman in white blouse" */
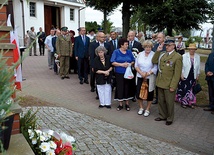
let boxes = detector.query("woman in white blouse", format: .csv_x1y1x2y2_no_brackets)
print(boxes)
135,40,157,117
176,43,200,108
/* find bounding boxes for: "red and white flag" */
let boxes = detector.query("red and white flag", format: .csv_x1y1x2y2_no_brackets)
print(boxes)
7,14,22,90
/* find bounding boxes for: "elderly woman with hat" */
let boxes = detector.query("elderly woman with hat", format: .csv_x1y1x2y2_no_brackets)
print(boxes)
176,43,200,108
94,46,113,108
176,35,186,55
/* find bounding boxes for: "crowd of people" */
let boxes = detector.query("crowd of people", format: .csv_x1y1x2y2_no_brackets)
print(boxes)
25,26,214,126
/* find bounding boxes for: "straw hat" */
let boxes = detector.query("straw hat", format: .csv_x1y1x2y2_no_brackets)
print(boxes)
187,43,197,50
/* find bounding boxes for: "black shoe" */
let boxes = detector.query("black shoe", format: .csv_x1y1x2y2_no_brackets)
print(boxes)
166,121,173,125
125,104,130,111
34,54,38,56
90,88,95,92
61,76,64,80
105,105,111,109
65,76,70,79
203,108,214,111
96,96,99,100
132,98,136,102
99,105,105,108
152,99,158,104
117,105,123,111
154,117,166,121
80,80,83,84
84,80,89,84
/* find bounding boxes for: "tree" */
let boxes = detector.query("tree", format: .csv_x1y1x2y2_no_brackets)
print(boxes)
85,0,120,33
101,19,114,34
140,0,213,36
85,21,101,33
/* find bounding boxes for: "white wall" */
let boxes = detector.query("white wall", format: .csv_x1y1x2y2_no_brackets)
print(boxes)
13,0,24,46
24,1,44,34
12,0,86,44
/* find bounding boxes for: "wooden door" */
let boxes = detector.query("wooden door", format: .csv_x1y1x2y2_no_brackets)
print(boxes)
44,5,52,35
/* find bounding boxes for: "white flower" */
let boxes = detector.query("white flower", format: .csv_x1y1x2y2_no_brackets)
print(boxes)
39,142,50,152
67,135,75,143
49,141,57,149
43,132,51,141
6,98,13,105
59,132,68,143
46,149,55,155
28,129,35,139
35,129,42,136
32,137,37,145
40,135,46,142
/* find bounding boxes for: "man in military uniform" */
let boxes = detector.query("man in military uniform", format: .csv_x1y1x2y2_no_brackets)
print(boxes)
152,37,182,125
56,27,72,79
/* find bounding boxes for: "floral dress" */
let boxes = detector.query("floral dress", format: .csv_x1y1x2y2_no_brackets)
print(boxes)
176,58,196,106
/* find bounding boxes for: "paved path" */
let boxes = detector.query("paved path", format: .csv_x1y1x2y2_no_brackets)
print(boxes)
22,106,198,155
19,52,214,155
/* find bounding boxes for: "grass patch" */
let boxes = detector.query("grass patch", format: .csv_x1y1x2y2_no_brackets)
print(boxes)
196,70,209,106
195,48,211,55
200,56,208,63
18,95,57,107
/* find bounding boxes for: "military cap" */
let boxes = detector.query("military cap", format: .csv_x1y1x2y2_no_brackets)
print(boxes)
61,26,68,32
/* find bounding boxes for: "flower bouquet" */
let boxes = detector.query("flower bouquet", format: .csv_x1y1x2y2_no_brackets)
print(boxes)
27,128,76,155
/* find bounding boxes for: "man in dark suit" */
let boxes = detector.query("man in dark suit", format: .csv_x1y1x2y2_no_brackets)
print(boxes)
89,32,111,92
204,52,214,113
89,33,100,92
127,31,143,52
109,31,119,90
152,32,166,104
37,27,46,56
127,31,143,102
74,27,90,84
109,31,119,57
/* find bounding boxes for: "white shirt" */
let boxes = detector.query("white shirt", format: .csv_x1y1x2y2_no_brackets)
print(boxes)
135,51,158,78
182,52,200,79
44,35,55,52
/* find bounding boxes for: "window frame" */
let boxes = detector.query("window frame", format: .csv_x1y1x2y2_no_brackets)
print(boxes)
29,2,36,17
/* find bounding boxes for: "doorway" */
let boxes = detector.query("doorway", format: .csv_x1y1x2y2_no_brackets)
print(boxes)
44,5,60,34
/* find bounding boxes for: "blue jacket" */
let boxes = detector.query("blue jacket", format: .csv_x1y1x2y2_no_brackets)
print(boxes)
74,35,90,58
205,52,214,81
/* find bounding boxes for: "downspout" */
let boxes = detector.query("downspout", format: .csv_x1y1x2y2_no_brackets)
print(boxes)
20,0,25,46
78,6,85,29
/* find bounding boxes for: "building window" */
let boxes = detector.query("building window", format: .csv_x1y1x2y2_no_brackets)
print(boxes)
70,8,74,21
30,2,36,17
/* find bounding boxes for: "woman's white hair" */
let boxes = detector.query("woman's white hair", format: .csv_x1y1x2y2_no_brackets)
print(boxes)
95,46,107,56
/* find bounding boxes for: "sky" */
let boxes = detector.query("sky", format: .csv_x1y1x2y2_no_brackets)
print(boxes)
85,6,122,27
85,6,213,37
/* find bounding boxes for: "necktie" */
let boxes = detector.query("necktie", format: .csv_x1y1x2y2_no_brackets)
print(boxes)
113,40,117,49
129,41,133,50
82,35,85,45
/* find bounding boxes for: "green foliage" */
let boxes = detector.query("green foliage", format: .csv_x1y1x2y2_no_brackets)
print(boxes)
0,52,16,123
101,19,114,33
139,0,213,36
85,21,100,33
20,109,38,153
20,108,38,133
185,37,194,47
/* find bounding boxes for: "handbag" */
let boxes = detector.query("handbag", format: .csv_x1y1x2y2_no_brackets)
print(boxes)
139,80,148,100
193,82,202,94
124,65,134,79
